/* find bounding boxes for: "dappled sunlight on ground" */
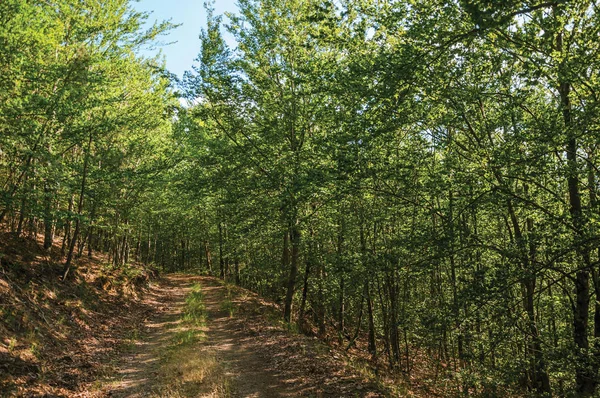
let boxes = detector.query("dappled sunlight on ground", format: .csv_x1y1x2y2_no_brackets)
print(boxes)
108,275,199,397
104,275,386,397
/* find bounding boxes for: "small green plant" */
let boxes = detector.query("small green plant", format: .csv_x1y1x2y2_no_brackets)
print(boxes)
183,283,206,327
90,380,104,391
8,337,17,352
172,329,202,346
220,299,235,318
216,378,233,397
129,327,140,342
284,321,300,334
30,341,40,359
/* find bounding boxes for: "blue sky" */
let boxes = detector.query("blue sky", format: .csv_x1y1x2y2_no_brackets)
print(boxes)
132,0,238,79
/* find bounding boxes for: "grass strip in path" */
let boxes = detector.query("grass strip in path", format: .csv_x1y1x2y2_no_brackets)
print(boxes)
150,282,232,398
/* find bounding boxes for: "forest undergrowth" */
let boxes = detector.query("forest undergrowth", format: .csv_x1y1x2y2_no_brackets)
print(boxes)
0,229,158,396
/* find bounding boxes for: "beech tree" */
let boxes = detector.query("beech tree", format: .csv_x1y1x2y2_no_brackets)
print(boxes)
179,0,600,395
4,0,600,396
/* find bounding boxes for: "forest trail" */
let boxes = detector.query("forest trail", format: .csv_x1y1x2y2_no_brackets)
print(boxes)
193,278,301,397
107,274,199,397
106,275,382,397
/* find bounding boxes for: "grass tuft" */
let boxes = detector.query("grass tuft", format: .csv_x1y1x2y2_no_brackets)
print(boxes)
151,282,232,397
220,298,235,318
183,283,206,327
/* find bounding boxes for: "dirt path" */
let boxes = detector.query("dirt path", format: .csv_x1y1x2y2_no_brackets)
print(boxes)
105,275,384,398
107,274,201,397
200,279,312,397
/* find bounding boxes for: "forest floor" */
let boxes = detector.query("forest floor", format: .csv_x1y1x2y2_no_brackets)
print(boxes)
0,232,157,397
1,231,401,397
103,275,389,397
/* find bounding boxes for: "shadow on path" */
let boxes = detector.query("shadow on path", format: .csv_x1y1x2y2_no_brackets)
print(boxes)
108,274,200,397
106,275,381,397
199,279,313,397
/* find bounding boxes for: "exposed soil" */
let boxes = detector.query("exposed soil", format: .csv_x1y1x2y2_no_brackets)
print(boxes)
1,232,393,398
105,275,387,398
0,231,156,397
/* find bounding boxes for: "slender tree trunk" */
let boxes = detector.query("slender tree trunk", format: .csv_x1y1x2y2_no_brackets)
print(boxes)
589,163,600,393
298,231,312,329
282,228,290,272
316,261,326,337
61,195,74,257
27,162,36,238
366,279,377,359
63,133,92,280
135,230,142,263
387,270,400,368
181,239,186,269
16,168,30,237
234,256,240,285
557,27,595,394
337,217,345,342
449,191,464,365
204,240,212,273
16,190,26,237
218,221,225,279
377,273,392,368
123,232,129,265
88,227,93,258
339,275,345,343
360,217,377,359
43,181,54,250
283,222,300,323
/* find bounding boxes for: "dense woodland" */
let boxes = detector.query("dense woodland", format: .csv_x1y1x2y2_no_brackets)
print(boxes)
2,0,600,396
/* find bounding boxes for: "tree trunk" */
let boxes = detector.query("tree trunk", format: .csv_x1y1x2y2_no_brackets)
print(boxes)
337,217,346,342
557,27,595,394
387,270,401,368
61,195,74,257
204,240,212,273
339,275,345,343
63,133,92,280
16,190,26,237
360,217,377,359
283,223,300,323
43,181,54,250
366,279,377,359
298,240,312,330
16,168,29,237
218,221,225,279
316,262,326,337
234,256,240,285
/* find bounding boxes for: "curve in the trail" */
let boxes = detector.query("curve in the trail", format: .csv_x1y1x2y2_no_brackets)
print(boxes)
108,275,306,397
200,280,308,397
108,275,196,397
107,275,384,398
